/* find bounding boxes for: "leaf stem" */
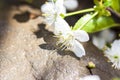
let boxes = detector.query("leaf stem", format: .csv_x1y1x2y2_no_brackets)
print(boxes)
64,8,94,18
78,11,98,30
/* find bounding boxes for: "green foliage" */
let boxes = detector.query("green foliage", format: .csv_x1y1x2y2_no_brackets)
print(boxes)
94,0,111,16
94,0,111,7
104,0,112,7
73,14,120,33
110,0,120,13
69,0,120,33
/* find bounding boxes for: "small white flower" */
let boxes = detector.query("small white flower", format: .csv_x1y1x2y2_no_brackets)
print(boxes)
99,29,116,42
54,17,89,57
92,29,116,49
79,75,101,80
41,0,66,25
104,39,120,69
92,36,106,49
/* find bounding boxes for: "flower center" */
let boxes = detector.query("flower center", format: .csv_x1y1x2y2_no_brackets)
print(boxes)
57,32,74,50
114,55,119,59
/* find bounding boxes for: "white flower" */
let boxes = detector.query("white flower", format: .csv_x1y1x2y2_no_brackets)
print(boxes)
47,0,79,11
79,75,101,80
92,29,116,49
99,29,116,42
104,39,120,69
92,36,106,49
54,17,89,57
41,0,66,25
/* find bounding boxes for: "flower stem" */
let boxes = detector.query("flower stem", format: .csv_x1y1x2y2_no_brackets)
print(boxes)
64,8,94,18
78,11,98,30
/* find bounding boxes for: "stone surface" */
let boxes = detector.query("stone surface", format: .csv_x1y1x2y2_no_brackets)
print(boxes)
0,5,120,80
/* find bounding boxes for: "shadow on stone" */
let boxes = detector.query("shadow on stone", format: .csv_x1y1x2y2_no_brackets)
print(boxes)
39,44,55,50
13,11,30,22
34,24,53,38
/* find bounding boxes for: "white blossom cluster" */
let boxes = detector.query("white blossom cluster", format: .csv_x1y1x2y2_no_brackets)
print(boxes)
41,0,89,58
40,0,120,71
93,30,120,70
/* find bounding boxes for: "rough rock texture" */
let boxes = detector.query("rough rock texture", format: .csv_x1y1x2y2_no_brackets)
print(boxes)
0,5,120,80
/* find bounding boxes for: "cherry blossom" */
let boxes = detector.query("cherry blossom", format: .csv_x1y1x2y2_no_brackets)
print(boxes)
41,0,66,26
54,17,89,57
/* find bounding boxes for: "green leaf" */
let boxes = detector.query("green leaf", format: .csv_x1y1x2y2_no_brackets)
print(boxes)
73,14,92,30
73,14,120,33
110,0,120,13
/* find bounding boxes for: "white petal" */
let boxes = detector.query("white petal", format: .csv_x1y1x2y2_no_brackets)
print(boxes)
45,15,56,25
64,0,79,11
70,40,85,58
55,0,66,14
54,16,71,35
73,30,89,42
41,2,55,14
57,6,66,14
41,2,56,25
111,39,120,52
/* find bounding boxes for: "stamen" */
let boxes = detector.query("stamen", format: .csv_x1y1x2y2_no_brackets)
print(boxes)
42,13,49,17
